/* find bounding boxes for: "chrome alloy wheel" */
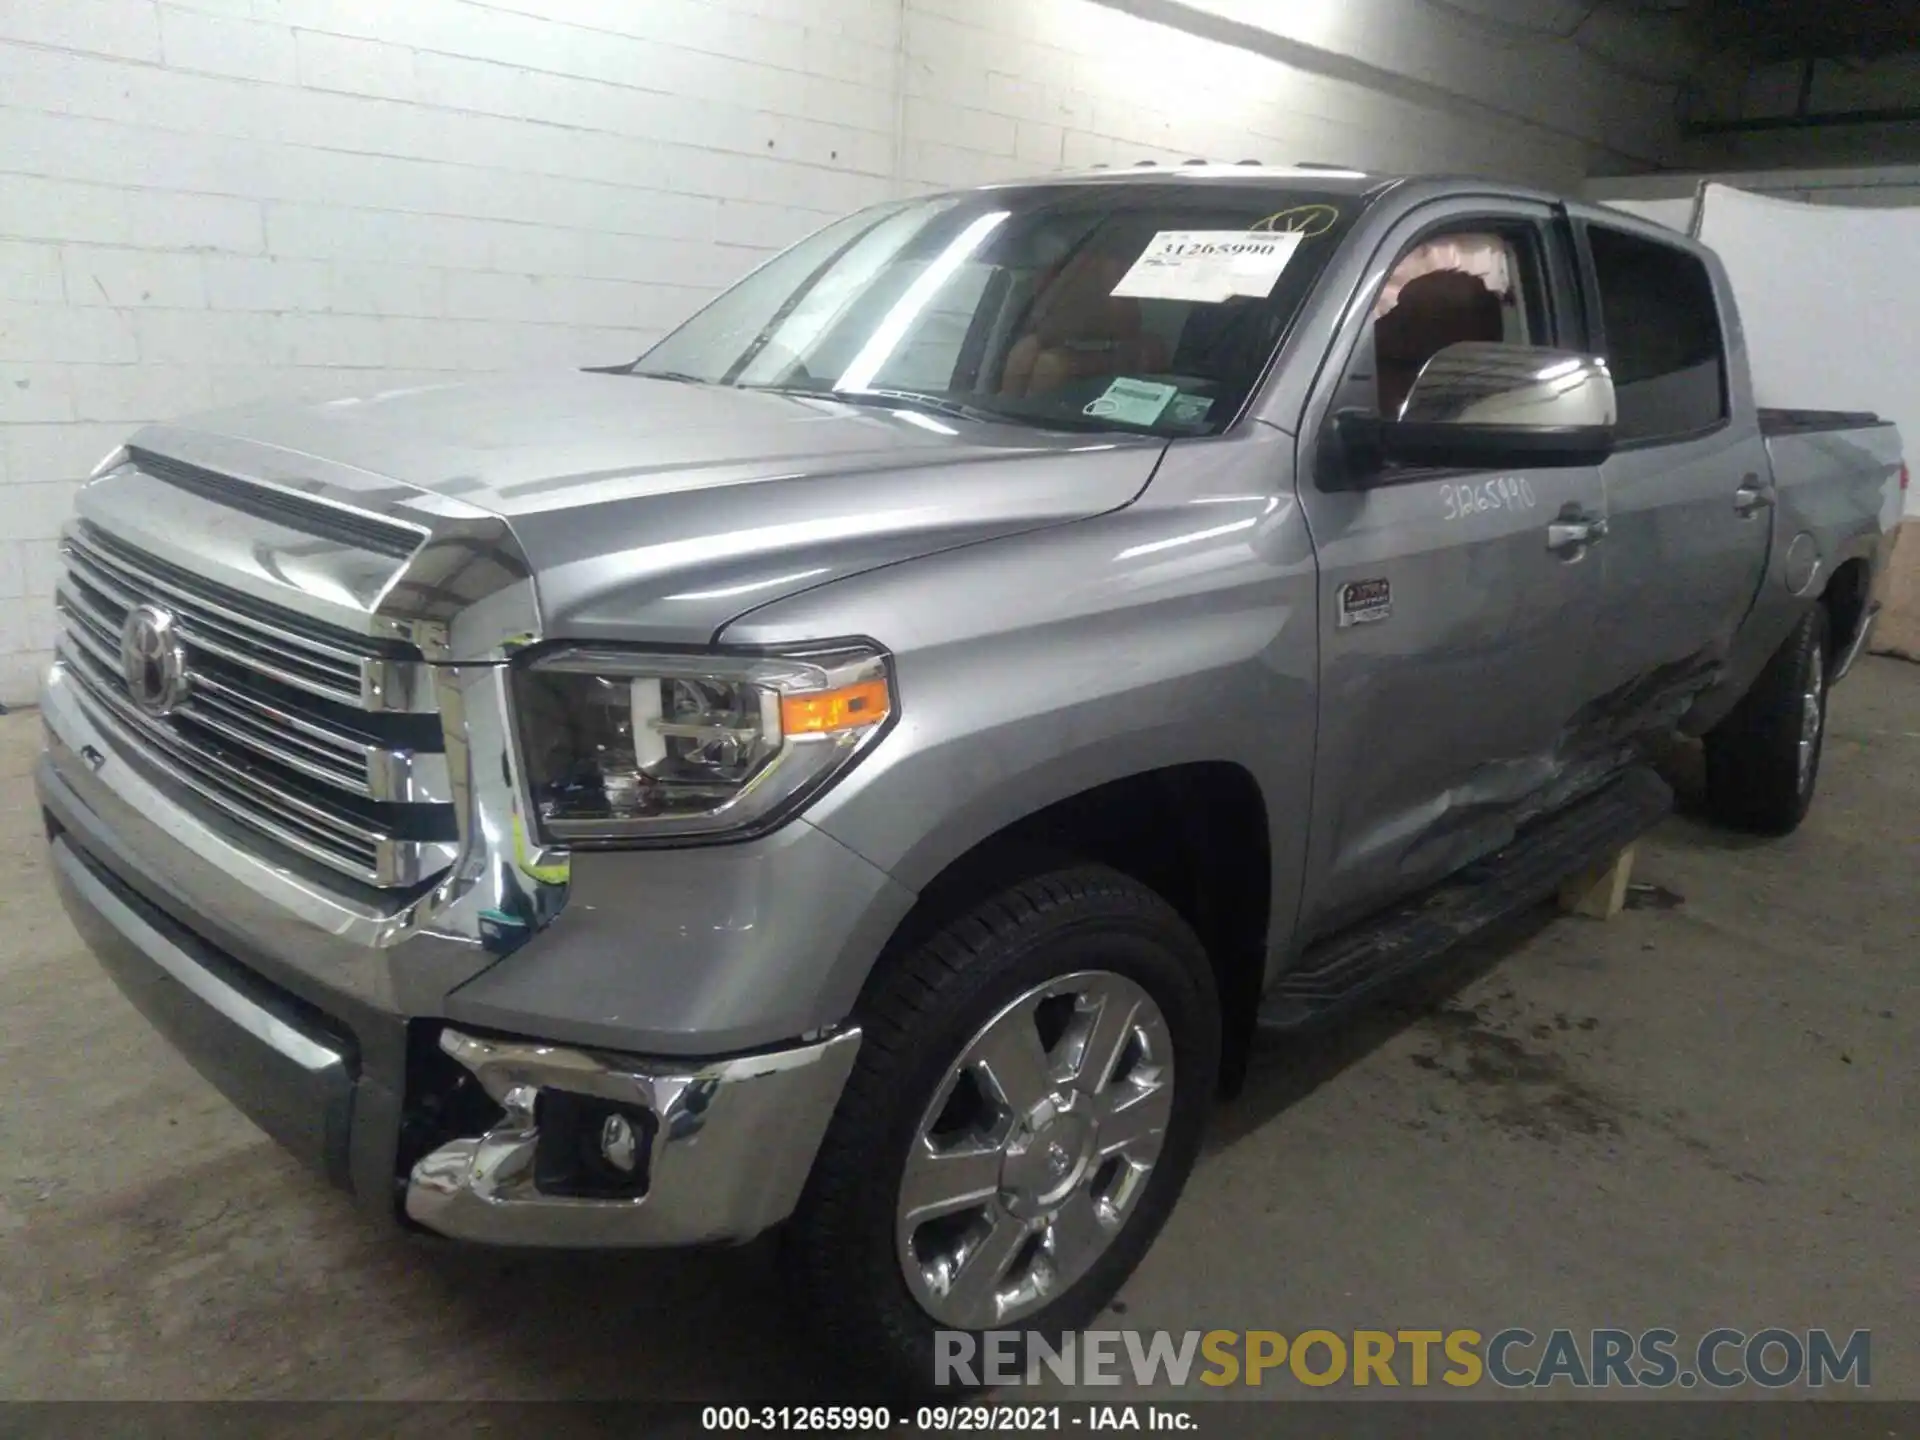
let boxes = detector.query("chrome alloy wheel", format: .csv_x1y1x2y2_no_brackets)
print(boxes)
895,971,1174,1330
1798,640,1825,794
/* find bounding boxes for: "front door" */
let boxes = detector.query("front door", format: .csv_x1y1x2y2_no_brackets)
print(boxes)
1293,200,1609,940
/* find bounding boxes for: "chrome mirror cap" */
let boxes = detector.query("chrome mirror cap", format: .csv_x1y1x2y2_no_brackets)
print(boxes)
1400,342,1617,429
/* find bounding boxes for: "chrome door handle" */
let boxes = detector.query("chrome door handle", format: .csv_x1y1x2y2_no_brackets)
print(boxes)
1547,516,1607,552
1734,475,1773,515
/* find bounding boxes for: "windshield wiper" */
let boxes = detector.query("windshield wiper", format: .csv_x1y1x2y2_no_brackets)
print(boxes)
624,368,710,384
753,384,1156,437
762,386,1010,427
852,388,1010,424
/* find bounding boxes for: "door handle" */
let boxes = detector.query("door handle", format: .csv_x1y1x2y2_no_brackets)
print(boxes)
1547,516,1608,552
1734,474,1773,515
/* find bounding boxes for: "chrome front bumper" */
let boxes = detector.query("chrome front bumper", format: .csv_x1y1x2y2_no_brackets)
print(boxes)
51,784,861,1245
42,668,865,1246
41,645,885,1247
48,833,362,1185
405,1027,860,1247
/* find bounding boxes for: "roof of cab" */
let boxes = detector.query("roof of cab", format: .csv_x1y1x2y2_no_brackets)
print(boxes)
976,163,1398,196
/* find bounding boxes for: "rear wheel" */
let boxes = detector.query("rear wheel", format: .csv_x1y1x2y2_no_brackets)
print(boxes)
784,865,1219,1394
1703,604,1829,835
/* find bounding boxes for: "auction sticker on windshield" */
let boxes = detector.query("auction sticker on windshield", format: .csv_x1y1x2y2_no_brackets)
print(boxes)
1111,230,1306,303
1084,377,1180,425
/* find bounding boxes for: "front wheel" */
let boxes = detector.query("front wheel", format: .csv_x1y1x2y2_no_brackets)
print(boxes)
784,866,1219,1394
1703,603,1830,835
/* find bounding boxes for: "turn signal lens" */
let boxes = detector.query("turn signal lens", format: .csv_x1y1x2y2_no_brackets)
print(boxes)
781,678,892,736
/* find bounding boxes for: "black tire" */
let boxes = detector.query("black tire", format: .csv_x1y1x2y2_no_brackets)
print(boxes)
783,865,1220,1396
1703,603,1830,835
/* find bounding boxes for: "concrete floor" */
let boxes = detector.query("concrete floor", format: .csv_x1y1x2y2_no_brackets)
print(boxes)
0,660,1914,1402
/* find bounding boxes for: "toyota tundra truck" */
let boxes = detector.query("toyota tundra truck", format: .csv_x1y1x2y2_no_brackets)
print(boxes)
37,168,1904,1390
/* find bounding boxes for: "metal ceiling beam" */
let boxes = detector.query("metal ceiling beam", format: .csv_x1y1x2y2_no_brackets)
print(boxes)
1685,104,1920,133
1678,3,1920,133
1697,0,1920,62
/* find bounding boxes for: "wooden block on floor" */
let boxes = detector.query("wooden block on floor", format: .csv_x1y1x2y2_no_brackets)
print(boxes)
1557,844,1635,920
1870,518,1920,662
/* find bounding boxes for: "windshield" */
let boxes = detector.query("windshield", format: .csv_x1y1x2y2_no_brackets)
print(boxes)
631,181,1370,437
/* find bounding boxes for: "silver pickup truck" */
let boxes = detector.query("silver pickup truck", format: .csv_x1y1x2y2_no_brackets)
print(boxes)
38,168,1904,1388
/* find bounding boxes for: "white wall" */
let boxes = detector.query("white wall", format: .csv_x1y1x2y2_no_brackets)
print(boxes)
1599,196,1699,231
0,0,1679,702
898,1,1638,188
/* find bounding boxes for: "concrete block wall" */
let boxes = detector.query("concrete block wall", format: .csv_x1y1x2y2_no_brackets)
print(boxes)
2,0,1638,701
895,1,1604,189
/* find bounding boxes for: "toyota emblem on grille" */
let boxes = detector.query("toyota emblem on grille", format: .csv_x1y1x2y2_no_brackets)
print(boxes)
120,604,191,717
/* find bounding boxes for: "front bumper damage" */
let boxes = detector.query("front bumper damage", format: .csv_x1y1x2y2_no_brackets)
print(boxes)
39,668,865,1248
35,435,906,1249
405,1027,859,1246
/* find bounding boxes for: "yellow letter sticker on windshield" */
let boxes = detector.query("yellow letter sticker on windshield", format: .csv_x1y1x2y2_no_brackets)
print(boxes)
1111,230,1306,302
1084,376,1179,425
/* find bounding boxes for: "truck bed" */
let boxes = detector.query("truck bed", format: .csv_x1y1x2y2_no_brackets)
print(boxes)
1758,408,1889,437
1758,411,1906,590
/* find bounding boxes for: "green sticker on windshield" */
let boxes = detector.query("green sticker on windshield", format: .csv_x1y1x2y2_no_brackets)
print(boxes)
1167,393,1214,427
1084,377,1179,426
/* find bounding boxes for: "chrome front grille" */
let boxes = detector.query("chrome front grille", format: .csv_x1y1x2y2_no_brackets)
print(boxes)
54,523,459,889
62,527,429,712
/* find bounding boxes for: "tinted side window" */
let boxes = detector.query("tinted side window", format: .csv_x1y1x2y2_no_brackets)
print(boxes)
1586,226,1726,442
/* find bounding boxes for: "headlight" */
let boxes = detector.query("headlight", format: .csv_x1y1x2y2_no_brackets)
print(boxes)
512,643,894,845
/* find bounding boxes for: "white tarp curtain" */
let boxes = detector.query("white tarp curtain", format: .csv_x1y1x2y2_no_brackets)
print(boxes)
1599,197,1697,233
1696,182,1919,518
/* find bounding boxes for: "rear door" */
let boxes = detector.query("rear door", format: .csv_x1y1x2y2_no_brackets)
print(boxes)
1575,220,1774,722
1293,198,1609,940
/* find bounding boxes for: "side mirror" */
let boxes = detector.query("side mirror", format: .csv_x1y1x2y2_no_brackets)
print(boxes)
1326,343,1617,486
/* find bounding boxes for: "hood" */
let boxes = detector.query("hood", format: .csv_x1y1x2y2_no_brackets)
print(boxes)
138,371,1166,646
